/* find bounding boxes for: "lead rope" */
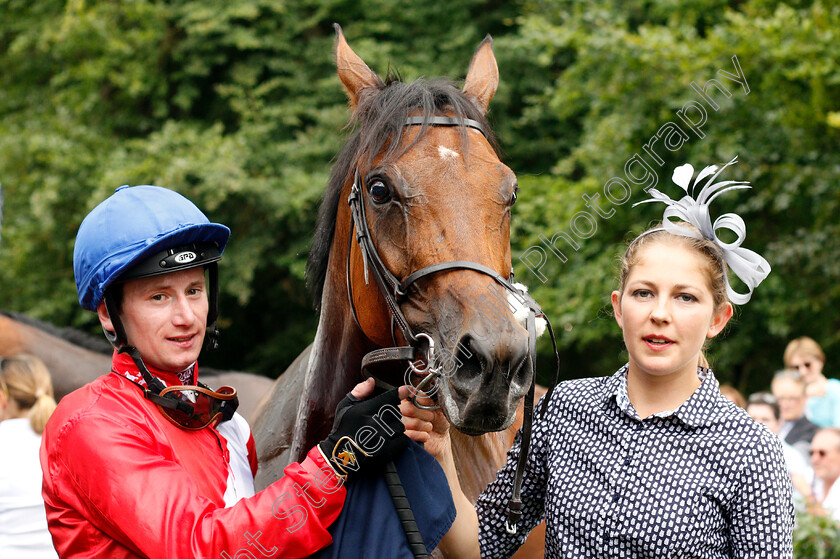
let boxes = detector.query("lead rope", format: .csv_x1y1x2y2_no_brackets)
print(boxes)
384,461,431,558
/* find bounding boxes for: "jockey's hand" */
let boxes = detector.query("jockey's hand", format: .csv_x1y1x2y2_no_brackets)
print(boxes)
400,389,450,460
318,378,409,478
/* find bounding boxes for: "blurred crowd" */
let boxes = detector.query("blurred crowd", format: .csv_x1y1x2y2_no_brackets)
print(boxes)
723,336,840,523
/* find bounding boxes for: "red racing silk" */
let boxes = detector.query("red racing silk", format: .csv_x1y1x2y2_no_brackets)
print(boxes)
40,353,345,559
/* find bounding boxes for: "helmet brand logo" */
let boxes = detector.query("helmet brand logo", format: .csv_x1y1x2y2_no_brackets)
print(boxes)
175,251,197,264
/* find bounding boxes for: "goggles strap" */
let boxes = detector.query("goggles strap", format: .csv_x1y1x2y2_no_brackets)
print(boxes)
115,345,238,428
117,345,197,417
218,392,237,422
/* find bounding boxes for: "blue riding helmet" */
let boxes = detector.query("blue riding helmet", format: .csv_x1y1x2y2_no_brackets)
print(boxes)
74,185,230,311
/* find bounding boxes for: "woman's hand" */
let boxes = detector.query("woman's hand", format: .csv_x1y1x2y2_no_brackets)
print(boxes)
399,390,451,460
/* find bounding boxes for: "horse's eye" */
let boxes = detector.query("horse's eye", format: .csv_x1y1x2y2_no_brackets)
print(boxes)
510,186,519,206
368,180,390,203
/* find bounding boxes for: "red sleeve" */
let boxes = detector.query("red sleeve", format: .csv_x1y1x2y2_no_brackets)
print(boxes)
42,413,345,559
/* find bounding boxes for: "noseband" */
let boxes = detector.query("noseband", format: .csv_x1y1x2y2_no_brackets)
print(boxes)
345,115,560,540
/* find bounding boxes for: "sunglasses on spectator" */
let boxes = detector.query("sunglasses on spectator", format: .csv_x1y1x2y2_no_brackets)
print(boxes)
793,361,817,370
747,393,777,407
773,369,803,381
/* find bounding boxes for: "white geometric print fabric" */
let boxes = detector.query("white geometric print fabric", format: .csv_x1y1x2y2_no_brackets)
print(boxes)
476,365,794,558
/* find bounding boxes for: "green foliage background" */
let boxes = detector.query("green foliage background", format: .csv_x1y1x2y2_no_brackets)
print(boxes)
1,0,838,398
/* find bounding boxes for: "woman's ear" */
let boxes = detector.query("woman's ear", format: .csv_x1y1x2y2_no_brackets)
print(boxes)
97,301,114,332
611,291,624,329
707,302,733,338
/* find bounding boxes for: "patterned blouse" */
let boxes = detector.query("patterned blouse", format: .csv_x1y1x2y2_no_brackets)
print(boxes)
476,365,794,558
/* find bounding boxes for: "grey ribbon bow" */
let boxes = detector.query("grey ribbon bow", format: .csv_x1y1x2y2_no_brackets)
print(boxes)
633,156,771,305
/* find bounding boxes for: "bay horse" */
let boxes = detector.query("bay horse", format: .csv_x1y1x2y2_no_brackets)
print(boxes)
251,27,546,556
0,310,274,422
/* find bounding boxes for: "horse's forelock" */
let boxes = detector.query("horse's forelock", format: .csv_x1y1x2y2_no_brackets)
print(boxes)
305,76,497,311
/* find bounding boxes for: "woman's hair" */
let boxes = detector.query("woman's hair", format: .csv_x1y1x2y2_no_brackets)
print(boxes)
783,336,825,368
618,222,731,367
619,222,729,309
0,354,57,434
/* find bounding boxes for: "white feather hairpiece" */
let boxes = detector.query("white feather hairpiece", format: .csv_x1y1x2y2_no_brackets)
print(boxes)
632,156,771,305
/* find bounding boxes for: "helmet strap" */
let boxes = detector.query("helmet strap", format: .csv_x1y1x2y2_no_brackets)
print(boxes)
118,345,168,395
203,262,220,353
116,345,199,419
103,289,129,349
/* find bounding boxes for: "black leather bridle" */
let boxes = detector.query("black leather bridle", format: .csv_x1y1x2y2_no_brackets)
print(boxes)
345,115,561,550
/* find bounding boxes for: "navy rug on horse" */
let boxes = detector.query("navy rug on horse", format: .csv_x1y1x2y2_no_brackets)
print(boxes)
313,442,454,558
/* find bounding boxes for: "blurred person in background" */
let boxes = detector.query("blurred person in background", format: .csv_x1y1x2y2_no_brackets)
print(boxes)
809,428,840,521
772,369,818,462
746,392,812,509
0,354,58,558
784,336,840,428
719,383,746,408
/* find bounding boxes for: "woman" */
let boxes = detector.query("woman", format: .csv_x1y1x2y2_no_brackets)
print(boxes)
402,158,794,557
783,336,840,428
0,354,59,558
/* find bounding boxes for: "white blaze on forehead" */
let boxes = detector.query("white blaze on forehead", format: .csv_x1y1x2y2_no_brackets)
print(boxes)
437,145,459,160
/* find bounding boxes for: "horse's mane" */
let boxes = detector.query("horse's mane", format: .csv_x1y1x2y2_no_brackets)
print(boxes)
306,74,497,310
2,310,113,354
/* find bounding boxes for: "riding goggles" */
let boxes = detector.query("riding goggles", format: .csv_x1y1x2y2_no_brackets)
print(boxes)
150,383,238,431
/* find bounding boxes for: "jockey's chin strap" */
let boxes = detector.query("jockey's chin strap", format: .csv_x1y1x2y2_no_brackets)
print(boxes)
345,114,562,538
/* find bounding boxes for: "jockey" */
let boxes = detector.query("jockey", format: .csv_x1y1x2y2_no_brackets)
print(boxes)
40,185,409,559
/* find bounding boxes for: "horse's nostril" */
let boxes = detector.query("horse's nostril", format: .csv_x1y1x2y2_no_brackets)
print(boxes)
509,350,529,384
454,334,484,383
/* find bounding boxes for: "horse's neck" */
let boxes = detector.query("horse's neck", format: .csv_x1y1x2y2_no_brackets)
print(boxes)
292,282,370,458
450,429,511,502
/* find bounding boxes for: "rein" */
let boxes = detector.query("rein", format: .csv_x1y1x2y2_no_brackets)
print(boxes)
345,115,561,549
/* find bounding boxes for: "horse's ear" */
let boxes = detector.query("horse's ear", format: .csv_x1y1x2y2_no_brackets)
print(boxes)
334,23,384,109
463,35,499,114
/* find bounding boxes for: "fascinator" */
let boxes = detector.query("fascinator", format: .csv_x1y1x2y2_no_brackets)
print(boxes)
632,156,770,305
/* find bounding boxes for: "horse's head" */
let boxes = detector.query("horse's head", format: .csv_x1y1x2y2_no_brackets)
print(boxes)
308,26,533,436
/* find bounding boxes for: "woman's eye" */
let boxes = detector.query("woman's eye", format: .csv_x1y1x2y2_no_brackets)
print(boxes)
368,180,390,203
678,294,697,303
633,289,652,298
